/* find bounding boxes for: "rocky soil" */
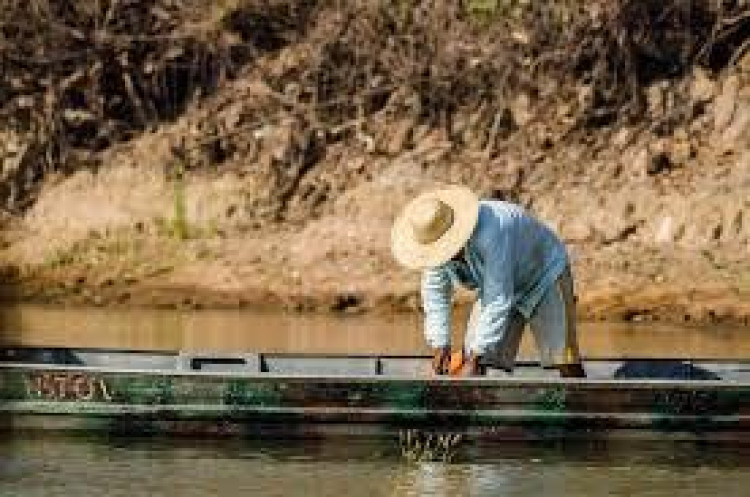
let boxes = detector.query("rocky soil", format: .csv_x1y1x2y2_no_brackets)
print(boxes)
0,0,749,324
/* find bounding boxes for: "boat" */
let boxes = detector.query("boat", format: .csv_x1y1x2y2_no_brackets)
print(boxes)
3,346,750,443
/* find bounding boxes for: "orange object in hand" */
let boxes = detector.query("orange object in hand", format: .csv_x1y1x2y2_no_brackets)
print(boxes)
449,350,465,376
449,350,486,376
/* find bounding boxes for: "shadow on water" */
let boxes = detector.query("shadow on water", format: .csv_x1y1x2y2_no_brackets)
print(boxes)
45,431,750,464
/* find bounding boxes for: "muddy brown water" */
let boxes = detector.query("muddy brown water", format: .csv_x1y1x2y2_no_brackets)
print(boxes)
2,305,750,495
1,304,749,359
2,435,750,496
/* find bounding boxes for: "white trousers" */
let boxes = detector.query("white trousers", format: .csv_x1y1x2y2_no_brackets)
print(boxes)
465,267,581,370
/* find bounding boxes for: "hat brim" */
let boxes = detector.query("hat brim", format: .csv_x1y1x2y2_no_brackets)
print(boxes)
391,185,480,270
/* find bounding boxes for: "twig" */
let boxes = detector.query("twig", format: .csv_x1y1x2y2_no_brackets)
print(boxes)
728,37,750,67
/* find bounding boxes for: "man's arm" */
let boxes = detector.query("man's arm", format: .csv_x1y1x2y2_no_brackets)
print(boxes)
421,266,454,348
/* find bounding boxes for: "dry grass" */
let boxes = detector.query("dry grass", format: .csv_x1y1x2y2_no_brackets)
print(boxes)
0,0,747,218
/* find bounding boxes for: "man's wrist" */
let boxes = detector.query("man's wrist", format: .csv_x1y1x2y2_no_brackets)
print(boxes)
431,346,451,375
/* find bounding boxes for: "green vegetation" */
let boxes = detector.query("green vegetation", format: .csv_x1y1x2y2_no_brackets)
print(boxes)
171,171,190,241
466,0,500,21
399,429,463,463
37,229,176,278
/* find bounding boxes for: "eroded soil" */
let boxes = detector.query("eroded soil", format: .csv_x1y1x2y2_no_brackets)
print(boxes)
0,1,748,324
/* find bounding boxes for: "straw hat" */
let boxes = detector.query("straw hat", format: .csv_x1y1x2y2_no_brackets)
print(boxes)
391,185,479,270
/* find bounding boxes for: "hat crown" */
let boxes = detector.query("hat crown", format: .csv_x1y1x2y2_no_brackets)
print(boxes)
409,197,454,244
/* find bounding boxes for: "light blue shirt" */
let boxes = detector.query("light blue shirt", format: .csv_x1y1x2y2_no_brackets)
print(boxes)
421,200,568,353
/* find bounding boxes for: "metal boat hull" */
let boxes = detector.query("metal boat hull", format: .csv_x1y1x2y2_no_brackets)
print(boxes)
3,350,750,441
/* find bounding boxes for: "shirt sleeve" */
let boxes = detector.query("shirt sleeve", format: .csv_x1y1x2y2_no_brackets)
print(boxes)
421,266,454,348
471,225,515,354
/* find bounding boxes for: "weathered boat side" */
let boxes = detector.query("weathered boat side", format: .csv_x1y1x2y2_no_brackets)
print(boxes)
3,363,750,441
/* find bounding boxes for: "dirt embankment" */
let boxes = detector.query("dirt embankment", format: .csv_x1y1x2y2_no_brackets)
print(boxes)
1,0,749,324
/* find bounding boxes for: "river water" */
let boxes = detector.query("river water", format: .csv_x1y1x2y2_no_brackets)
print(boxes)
2,305,750,495
2,435,750,496
2,304,750,358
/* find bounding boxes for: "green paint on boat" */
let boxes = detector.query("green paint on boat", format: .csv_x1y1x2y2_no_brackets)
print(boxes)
533,386,567,412
5,359,750,441
112,375,175,405
0,372,28,400
224,380,283,408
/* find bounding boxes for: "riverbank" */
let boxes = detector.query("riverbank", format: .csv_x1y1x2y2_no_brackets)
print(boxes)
1,204,749,324
0,1,748,325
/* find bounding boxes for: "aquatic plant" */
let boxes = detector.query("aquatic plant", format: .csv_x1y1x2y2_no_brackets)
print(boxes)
399,429,464,463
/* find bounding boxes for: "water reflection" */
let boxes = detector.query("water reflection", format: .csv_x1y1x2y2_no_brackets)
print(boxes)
0,304,748,359
2,435,750,496
387,442,750,496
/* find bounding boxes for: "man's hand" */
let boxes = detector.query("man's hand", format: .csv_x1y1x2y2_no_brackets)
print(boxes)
431,347,451,375
449,350,486,376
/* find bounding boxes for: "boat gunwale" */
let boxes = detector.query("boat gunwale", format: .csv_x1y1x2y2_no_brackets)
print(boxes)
3,362,750,390
7,345,750,363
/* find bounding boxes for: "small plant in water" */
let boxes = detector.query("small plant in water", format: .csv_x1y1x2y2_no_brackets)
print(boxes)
399,429,464,463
